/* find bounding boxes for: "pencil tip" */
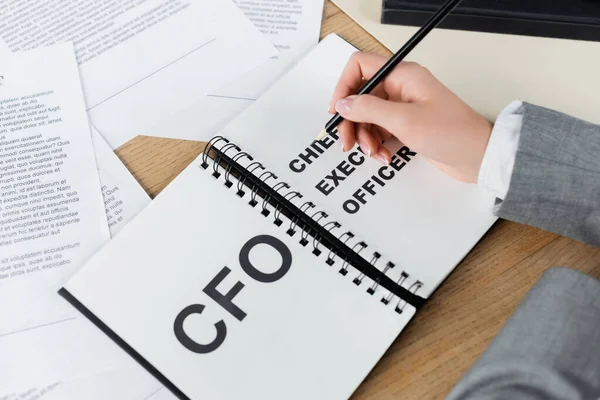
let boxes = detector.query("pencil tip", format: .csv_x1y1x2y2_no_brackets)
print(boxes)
315,129,328,141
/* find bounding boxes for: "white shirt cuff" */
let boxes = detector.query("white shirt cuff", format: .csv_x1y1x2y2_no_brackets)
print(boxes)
478,100,523,200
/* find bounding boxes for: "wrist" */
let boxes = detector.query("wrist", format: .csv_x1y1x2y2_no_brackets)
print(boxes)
470,118,494,184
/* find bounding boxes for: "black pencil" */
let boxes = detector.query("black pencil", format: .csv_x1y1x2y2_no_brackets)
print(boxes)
317,0,463,140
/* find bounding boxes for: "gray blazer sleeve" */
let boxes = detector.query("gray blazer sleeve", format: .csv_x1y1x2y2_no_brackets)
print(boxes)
447,267,600,400
446,105,600,399
496,103,600,246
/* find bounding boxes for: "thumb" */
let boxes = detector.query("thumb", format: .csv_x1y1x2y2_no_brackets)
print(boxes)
335,95,412,135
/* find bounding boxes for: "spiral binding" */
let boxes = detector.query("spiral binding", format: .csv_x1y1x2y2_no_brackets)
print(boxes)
202,136,426,313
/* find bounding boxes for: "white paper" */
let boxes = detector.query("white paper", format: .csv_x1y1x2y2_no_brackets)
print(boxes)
217,0,324,99
0,316,147,393
0,43,109,334
0,0,277,149
145,0,324,141
0,42,150,394
3,362,173,400
91,127,151,237
2,130,157,400
64,158,415,399
220,34,497,298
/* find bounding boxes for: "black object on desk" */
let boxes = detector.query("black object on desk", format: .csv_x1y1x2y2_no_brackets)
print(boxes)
382,0,600,41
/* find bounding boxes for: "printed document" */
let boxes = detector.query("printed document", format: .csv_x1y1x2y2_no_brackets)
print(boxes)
0,44,150,237
146,0,324,140
91,128,151,237
0,42,111,391
3,373,173,400
0,43,162,398
0,0,277,148
0,43,109,334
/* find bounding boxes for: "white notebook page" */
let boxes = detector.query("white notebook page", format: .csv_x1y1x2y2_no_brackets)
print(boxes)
64,158,415,400
221,34,497,298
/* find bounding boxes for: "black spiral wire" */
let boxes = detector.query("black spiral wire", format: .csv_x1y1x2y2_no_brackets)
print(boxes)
201,137,424,313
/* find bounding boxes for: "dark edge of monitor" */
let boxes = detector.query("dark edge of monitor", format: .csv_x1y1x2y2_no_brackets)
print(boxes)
382,10,600,42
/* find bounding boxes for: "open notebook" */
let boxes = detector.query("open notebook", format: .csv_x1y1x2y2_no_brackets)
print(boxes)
60,34,497,399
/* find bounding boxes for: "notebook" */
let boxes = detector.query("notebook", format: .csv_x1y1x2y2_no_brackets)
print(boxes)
60,34,497,399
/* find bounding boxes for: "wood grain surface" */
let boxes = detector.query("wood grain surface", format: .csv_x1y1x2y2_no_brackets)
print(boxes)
114,2,600,398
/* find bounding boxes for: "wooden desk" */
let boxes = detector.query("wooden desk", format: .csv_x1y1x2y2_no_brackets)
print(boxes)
115,2,600,398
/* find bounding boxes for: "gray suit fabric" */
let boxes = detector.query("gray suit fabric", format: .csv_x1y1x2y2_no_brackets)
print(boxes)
447,268,600,400
447,103,600,400
496,102,600,246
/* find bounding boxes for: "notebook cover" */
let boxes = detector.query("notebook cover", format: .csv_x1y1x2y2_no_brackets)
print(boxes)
58,288,189,399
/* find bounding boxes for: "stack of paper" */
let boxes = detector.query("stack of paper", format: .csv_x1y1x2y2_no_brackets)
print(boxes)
0,42,160,399
0,0,324,397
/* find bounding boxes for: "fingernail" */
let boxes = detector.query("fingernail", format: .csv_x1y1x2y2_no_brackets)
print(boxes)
358,138,371,157
340,141,346,152
375,154,389,165
335,98,353,115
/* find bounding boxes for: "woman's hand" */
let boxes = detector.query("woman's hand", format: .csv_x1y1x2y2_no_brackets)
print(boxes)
329,52,493,183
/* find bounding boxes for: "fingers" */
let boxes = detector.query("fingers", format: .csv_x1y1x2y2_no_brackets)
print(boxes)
334,94,413,136
329,52,389,113
356,123,392,164
374,146,392,165
337,119,356,152
369,126,384,145
372,125,394,142
355,123,378,157
338,120,391,165
334,94,413,165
